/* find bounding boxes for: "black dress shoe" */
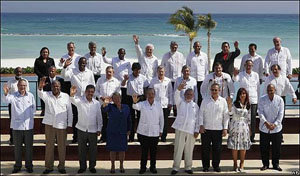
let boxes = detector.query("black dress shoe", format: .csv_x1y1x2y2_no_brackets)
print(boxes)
40,110,45,116
213,167,221,172
185,170,193,174
43,169,53,174
260,166,269,171
128,139,134,142
120,168,125,173
98,139,106,143
161,138,166,142
273,166,282,171
139,168,146,174
171,170,178,175
58,169,66,174
89,168,96,173
150,167,157,174
9,138,13,145
77,169,86,173
203,168,209,172
12,168,20,173
71,139,77,143
26,168,33,173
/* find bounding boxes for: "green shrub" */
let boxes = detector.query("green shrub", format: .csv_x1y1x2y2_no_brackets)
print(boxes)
292,67,299,74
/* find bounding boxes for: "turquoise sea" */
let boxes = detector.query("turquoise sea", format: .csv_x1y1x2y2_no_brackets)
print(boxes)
1,13,299,61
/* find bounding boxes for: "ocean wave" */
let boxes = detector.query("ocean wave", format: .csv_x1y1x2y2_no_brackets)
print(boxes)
1,33,185,37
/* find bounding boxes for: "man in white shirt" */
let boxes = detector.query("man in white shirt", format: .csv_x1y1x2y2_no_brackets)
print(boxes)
102,48,132,104
258,84,284,172
133,35,158,81
84,41,105,82
233,60,260,143
2,79,35,174
171,82,200,175
70,85,102,174
6,67,30,145
132,88,164,174
59,42,81,95
186,41,209,106
240,43,264,84
149,66,173,142
38,78,72,174
199,83,229,172
122,62,149,142
95,66,121,143
61,57,95,143
201,62,234,101
265,37,292,79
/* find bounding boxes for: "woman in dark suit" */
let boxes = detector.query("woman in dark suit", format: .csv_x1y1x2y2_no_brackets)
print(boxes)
102,92,131,174
34,47,55,116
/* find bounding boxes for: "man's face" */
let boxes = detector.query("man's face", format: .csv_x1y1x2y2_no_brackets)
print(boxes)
133,69,140,77
245,61,253,71
41,49,49,59
249,46,256,55
89,44,96,54
145,46,153,57
85,88,95,100
210,85,220,96
78,59,87,71
157,68,165,78
170,44,178,53
15,68,22,77
273,38,281,49
106,68,114,79
214,65,223,75
184,90,194,102
17,80,27,93
193,42,201,53
267,85,276,97
67,44,75,54
51,82,61,96
112,94,121,105
146,90,155,100
49,67,56,78
222,43,230,53
182,68,190,78
271,66,280,77
118,49,126,60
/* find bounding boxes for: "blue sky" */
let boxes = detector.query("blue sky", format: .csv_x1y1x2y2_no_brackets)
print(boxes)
1,1,299,14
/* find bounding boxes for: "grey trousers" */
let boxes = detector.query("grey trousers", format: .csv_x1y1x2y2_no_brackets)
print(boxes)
12,129,34,169
77,129,98,170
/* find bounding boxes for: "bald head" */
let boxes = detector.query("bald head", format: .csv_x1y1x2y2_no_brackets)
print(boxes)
273,37,282,50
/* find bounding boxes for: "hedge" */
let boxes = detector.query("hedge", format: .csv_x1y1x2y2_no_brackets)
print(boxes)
0,67,62,74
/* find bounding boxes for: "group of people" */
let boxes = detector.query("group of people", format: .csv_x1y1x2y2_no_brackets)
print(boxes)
2,35,298,174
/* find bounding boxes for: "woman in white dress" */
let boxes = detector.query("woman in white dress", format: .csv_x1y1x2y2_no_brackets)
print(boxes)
227,88,251,172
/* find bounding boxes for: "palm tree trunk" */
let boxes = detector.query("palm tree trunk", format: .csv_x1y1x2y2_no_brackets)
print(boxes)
189,38,193,53
207,31,211,71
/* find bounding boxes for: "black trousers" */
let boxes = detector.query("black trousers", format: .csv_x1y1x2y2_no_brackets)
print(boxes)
63,81,71,95
100,108,108,141
128,95,144,141
201,130,222,169
121,88,127,104
138,134,159,169
71,104,78,141
40,99,45,111
197,81,203,107
281,96,286,140
250,104,258,141
161,108,171,140
260,131,282,168
94,75,101,83
8,104,13,142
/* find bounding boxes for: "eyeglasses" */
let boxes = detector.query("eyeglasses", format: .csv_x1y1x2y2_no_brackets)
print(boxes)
210,89,218,91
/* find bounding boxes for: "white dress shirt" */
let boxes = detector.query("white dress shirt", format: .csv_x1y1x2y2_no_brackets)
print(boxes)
84,52,103,76
95,76,121,101
258,94,284,133
233,71,260,104
263,75,297,98
2,91,35,130
61,67,95,97
103,56,132,86
135,44,158,81
133,100,164,137
186,51,209,82
7,77,30,94
38,90,72,129
149,76,173,108
161,51,185,82
265,47,292,77
198,96,229,130
171,90,200,134
174,76,198,104
59,53,81,74
201,72,234,99
70,96,102,133
240,53,264,79
126,74,149,96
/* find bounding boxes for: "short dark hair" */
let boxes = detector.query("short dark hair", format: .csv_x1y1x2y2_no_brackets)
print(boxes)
271,64,281,71
181,65,190,72
132,62,141,71
222,42,230,48
78,57,87,63
214,62,223,69
249,43,257,50
85,84,95,91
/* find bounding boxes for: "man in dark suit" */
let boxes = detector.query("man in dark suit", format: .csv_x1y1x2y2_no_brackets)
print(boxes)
213,41,240,77
43,66,65,92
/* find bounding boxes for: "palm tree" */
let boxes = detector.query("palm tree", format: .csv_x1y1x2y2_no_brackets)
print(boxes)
198,14,217,71
169,6,200,53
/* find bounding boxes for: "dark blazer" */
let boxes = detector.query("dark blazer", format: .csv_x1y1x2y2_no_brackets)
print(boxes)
43,76,65,92
34,57,55,79
213,48,240,77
